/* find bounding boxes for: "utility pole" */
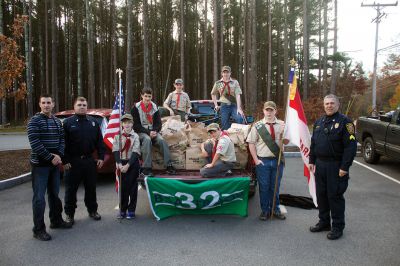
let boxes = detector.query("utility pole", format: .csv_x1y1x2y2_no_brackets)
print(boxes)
361,1,398,115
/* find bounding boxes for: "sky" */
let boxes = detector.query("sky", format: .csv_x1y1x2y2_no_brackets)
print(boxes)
338,0,400,73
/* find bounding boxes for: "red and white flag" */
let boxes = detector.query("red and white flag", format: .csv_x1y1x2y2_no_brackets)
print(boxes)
284,68,317,207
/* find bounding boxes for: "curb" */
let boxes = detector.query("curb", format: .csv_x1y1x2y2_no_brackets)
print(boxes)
0,152,302,191
0,172,31,191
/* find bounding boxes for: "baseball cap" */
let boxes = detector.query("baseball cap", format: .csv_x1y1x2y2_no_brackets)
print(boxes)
221,66,231,72
121,114,133,122
264,101,277,110
206,123,220,132
174,78,184,84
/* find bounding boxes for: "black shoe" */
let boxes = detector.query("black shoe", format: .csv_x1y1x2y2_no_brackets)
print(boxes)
65,214,74,225
327,229,343,240
310,222,331,233
50,220,73,229
142,168,153,176
273,212,286,220
166,164,176,175
89,212,101,221
33,230,52,241
259,212,270,221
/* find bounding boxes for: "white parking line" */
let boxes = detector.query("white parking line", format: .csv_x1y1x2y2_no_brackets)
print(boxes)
354,160,400,185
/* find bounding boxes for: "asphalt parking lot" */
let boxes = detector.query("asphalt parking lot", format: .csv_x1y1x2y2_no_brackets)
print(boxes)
0,157,399,266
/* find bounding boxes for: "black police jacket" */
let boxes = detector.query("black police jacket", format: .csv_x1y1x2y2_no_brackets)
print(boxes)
309,112,357,172
63,114,105,164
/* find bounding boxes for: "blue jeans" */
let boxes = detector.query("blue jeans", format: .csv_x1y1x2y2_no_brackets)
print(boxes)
31,166,63,233
255,158,284,214
220,103,244,130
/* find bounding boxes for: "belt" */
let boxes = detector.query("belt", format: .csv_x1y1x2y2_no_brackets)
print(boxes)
258,156,276,160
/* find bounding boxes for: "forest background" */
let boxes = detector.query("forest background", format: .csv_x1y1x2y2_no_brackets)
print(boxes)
0,0,399,126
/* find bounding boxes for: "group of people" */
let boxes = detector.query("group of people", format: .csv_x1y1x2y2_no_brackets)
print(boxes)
27,65,357,242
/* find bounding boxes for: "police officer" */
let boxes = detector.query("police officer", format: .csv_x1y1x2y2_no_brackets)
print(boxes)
63,97,105,225
200,123,236,177
309,94,357,240
211,66,244,130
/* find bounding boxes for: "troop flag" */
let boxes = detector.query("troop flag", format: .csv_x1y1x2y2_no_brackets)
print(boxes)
284,67,318,207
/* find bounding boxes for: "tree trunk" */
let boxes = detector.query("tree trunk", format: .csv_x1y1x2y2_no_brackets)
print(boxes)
322,0,328,96
98,0,104,107
318,0,322,96
213,0,218,81
247,0,257,113
330,0,337,94
143,0,150,89
180,0,185,80
45,0,49,94
267,0,272,100
283,0,289,107
77,9,83,97
220,0,224,68
203,0,208,98
0,0,5,125
110,0,117,106
302,0,309,100
24,0,33,118
126,0,133,108
85,0,95,107
51,0,58,111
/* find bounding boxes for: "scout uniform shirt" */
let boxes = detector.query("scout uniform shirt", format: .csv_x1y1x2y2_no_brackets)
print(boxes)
246,117,285,157
112,130,141,160
135,101,158,130
216,132,236,162
164,91,191,112
211,78,242,105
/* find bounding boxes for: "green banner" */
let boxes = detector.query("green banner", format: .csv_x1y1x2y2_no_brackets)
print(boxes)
145,177,250,221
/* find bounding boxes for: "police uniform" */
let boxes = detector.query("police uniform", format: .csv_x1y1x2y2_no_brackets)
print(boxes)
247,114,286,219
112,114,141,217
164,91,191,121
63,114,105,221
200,123,236,178
211,71,243,130
309,111,357,236
131,101,174,175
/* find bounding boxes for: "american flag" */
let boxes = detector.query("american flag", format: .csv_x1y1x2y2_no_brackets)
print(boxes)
103,91,125,150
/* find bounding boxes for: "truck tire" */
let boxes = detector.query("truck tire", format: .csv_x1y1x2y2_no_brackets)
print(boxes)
362,137,380,164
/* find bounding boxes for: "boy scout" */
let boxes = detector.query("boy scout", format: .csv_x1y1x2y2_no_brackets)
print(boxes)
247,101,289,221
200,123,236,177
163,78,191,121
211,66,244,130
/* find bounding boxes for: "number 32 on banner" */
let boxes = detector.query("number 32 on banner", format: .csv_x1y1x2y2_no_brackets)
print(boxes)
175,191,220,210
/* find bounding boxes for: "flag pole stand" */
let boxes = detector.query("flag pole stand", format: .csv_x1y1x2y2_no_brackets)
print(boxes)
271,59,297,220
116,68,123,222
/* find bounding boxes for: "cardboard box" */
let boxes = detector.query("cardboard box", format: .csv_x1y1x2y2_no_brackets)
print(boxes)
233,146,249,170
152,148,186,170
185,146,207,170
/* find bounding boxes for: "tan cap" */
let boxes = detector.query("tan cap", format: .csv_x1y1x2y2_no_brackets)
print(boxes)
221,66,231,72
206,123,220,132
121,114,133,122
174,78,184,84
264,101,277,110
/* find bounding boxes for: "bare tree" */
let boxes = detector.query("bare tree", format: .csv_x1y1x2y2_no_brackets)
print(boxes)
220,0,224,68
126,0,133,108
203,0,208,98
267,0,272,100
51,0,58,110
247,0,257,112
213,0,218,81
85,0,95,107
77,8,83,97
302,0,309,100
330,0,337,94
322,0,329,96
143,0,150,89
180,0,185,80
24,0,33,117
0,0,5,125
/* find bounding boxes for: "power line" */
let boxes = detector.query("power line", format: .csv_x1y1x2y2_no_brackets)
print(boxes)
361,1,398,114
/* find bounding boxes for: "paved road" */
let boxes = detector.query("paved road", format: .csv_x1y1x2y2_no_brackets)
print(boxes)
0,133,30,151
0,158,399,266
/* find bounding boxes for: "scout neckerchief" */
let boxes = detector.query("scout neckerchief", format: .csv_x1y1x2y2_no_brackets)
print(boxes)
121,131,132,158
175,91,182,108
218,79,232,96
212,131,229,160
140,101,153,124
255,121,284,163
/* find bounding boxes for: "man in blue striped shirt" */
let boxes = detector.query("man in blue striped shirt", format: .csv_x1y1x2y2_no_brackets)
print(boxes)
27,94,71,241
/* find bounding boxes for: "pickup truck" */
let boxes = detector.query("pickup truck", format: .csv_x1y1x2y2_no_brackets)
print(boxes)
356,107,400,164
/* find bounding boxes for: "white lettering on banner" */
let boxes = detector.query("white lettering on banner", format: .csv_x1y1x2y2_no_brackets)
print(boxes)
200,191,220,209
175,192,196,209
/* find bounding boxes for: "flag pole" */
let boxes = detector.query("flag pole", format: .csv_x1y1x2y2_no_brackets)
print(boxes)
271,59,297,219
116,68,123,220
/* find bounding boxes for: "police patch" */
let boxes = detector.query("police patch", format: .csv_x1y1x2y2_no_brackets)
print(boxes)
346,123,355,135
334,123,339,129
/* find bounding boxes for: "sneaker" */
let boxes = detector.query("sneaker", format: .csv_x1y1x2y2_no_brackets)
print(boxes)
65,214,75,225
89,212,101,221
142,168,153,176
272,212,286,220
259,212,270,221
50,220,73,229
166,164,176,175
117,211,126,219
126,212,136,220
33,230,52,241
